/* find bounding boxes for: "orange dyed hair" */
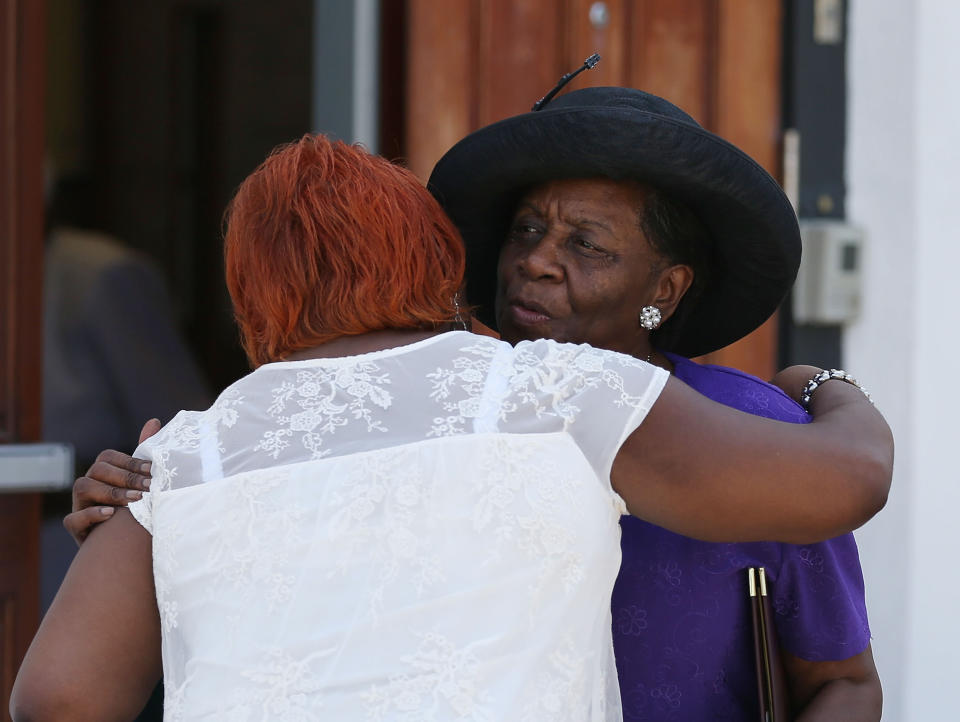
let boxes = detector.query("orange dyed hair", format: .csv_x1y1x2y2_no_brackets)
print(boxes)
224,135,466,367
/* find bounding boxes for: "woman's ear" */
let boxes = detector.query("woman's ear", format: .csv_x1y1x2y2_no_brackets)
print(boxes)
651,264,694,324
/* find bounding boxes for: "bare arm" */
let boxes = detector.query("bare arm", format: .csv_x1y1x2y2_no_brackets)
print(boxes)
11,510,161,721
612,371,893,543
786,644,882,721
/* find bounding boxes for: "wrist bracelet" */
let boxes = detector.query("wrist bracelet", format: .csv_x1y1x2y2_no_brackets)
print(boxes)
799,369,873,412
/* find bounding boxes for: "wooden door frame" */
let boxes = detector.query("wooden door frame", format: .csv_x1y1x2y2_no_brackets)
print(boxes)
1,0,45,443
1,0,47,717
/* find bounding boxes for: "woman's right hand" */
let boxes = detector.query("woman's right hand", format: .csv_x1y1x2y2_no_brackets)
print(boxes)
63,418,161,545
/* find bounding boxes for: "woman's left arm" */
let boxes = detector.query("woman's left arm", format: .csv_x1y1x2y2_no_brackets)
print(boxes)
785,644,882,722
10,510,161,722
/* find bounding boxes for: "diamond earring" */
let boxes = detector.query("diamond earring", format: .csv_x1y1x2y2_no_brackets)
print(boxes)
639,305,662,330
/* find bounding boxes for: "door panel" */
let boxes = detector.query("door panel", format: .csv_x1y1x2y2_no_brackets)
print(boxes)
707,0,782,378
477,0,564,127
629,0,715,124
405,0,784,380
0,0,46,717
566,0,630,87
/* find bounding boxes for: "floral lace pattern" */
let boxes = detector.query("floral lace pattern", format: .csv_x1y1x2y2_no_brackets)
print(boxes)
472,436,588,612
228,647,334,721
363,631,493,721
325,446,444,622
427,339,655,437
130,333,668,720
520,635,605,722
258,363,393,460
206,468,308,610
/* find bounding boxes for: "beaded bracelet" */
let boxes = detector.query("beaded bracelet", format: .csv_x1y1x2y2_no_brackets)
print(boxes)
799,369,873,412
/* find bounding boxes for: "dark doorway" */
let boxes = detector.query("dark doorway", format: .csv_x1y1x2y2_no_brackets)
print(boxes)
55,0,314,393
42,4,313,717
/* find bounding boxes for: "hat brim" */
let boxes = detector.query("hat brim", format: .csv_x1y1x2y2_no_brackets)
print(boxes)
428,104,800,358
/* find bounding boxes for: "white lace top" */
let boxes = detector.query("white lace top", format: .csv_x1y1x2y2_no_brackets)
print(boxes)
128,332,668,721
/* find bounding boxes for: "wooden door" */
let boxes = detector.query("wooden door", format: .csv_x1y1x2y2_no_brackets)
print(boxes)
405,0,783,379
0,0,46,718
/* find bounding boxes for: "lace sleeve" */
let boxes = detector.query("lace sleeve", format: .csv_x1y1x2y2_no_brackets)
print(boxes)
564,345,669,485
124,407,216,534
126,494,154,534
508,340,669,485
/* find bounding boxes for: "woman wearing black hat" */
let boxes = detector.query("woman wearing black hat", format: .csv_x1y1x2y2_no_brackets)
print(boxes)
427,87,882,721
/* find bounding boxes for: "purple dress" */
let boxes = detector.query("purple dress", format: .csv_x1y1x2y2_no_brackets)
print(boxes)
611,354,870,720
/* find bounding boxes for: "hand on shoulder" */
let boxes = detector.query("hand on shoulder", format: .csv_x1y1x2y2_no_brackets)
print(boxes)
63,418,160,545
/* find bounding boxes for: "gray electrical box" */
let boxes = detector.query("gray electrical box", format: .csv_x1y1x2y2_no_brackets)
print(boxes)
793,220,865,324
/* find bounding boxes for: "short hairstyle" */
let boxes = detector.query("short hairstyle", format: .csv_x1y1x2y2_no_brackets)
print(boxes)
637,187,713,348
224,135,465,367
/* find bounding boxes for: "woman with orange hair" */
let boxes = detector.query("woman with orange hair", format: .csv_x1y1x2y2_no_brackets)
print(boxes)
12,134,891,721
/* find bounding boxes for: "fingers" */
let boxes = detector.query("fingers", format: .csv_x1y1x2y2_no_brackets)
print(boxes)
90,448,152,490
138,418,162,444
71,448,152,514
63,506,115,546
67,443,155,542
72,475,145,511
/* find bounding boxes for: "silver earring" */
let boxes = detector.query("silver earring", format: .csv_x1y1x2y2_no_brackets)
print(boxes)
454,294,468,331
639,305,662,330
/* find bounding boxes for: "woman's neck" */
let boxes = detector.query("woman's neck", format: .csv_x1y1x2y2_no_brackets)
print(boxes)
646,348,675,374
282,328,455,362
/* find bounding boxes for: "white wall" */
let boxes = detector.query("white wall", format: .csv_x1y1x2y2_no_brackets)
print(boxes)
846,1,960,718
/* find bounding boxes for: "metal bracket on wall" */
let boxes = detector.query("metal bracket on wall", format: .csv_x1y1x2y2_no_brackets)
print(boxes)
0,443,74,493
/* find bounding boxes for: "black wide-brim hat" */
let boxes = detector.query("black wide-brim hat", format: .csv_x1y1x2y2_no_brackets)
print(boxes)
427,86,801,358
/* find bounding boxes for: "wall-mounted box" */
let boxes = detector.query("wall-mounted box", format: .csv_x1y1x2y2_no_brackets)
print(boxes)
793,220,865,324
